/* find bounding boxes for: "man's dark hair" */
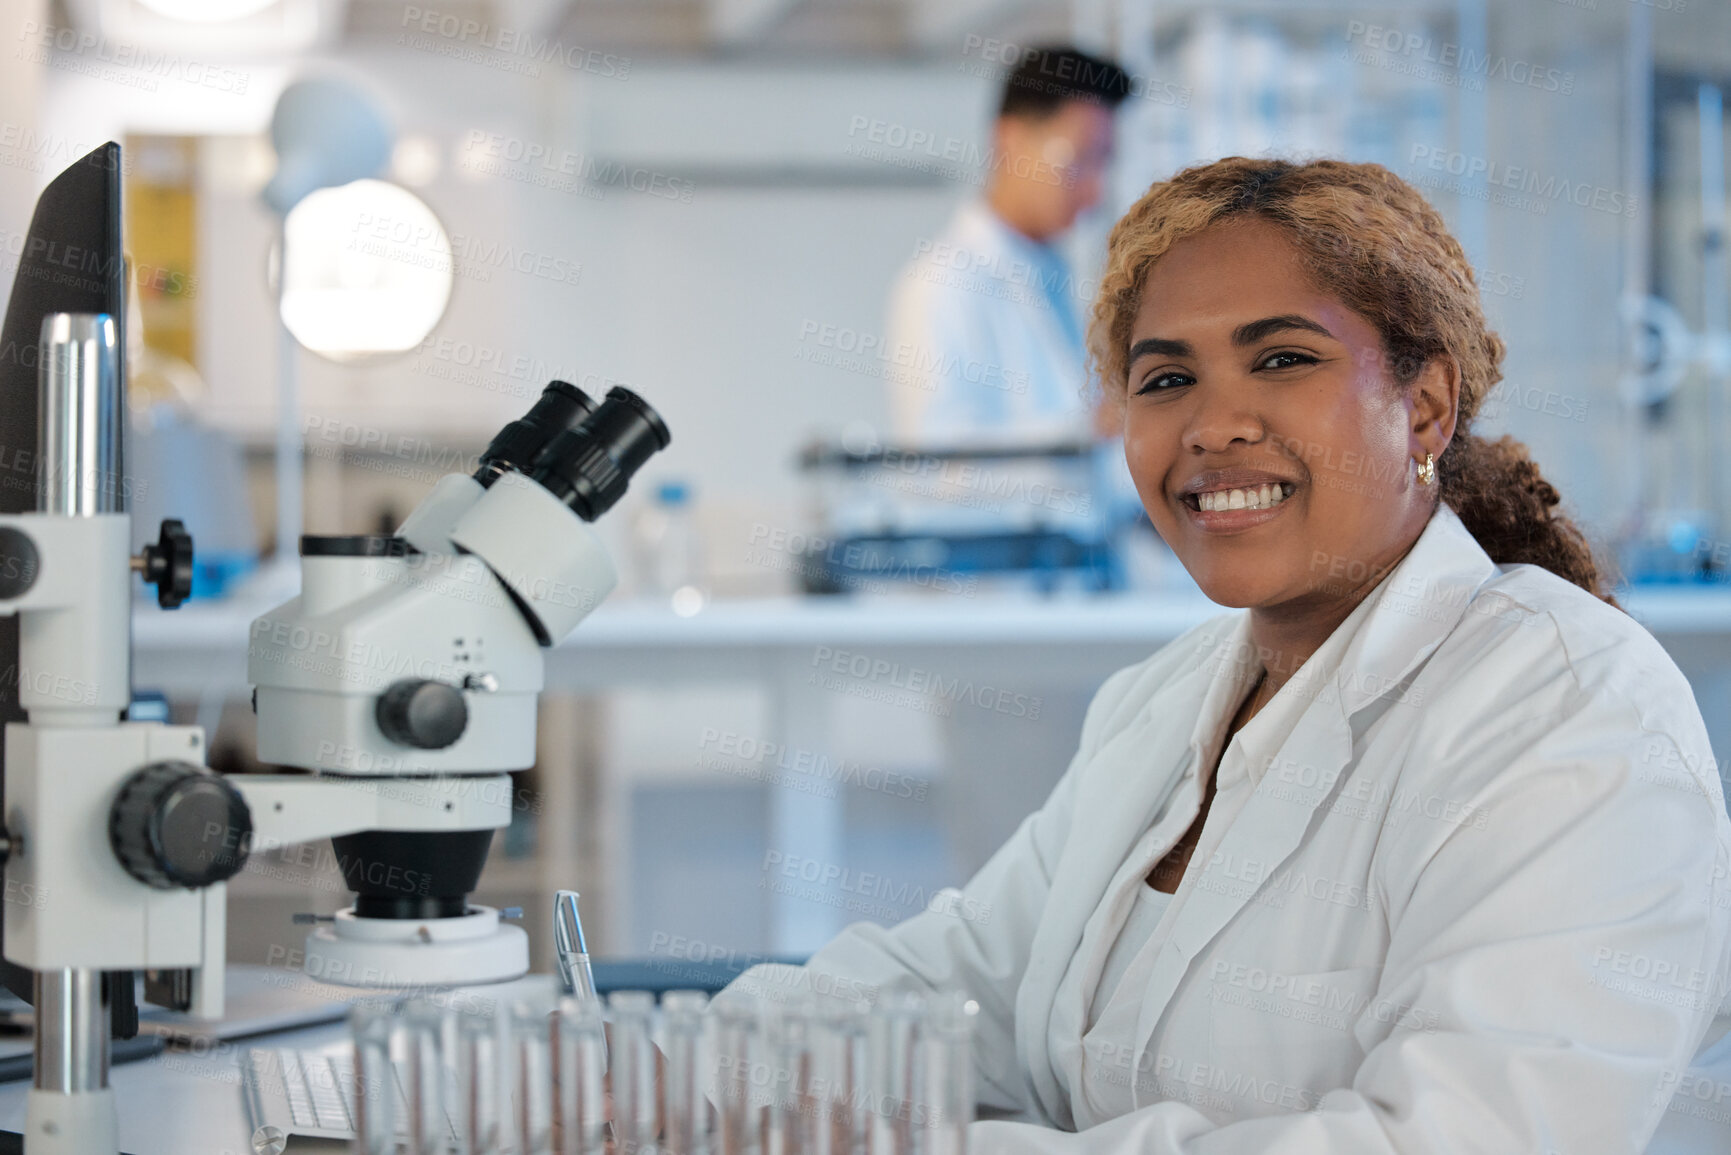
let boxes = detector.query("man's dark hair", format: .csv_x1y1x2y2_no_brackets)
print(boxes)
998,45,1131,119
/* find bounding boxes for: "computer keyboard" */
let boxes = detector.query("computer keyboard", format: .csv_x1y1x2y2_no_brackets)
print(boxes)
245,1044,457,1142
248,1046,362,1134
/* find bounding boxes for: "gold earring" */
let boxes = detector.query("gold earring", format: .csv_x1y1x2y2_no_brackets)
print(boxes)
1416,452,1436,486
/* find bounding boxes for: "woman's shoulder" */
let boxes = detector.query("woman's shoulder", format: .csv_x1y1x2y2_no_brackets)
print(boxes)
1388,564,1731,909
1449,562,1691,706
1074,610,1243,747
1419,562,1714,787
1104,607,1240,689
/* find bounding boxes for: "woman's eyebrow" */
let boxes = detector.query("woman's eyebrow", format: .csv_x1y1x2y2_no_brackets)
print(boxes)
1127,314,1336,364
1127,336,1192,361
1231,314,1334,345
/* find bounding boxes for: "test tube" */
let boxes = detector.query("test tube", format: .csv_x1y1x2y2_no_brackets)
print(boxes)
816,1001,871,1155
713,999,765,1155
661,990,712,1155
764,998,820,1155
350,1001,398,1155
402,997,450,1155
511,994,557,1155
609,990,659,1155
913,993,976,1155
456,997,505,1155
869,989,925,1155
553,996,608,1155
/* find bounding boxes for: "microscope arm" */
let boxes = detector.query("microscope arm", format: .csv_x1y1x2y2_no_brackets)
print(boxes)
231,773,514,851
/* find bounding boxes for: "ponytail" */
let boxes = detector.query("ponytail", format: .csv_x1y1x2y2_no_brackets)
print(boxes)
1437,432,1621,609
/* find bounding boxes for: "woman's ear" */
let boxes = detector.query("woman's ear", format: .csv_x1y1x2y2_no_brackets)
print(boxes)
1410,355,1460,456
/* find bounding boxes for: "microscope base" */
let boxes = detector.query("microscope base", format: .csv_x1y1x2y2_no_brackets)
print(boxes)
302,904,528,989
24,1087,117,1155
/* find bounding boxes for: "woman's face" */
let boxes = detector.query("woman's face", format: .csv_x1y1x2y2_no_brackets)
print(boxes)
1123,216,1454,612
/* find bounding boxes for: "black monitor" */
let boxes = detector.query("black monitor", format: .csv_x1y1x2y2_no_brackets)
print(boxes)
0,141,133,1027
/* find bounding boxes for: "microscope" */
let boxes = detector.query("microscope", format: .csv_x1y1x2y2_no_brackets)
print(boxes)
0,144,669,1152
247,377,667,994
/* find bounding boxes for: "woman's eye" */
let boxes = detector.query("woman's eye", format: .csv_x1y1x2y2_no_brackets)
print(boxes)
1259,350,1318,371
1136,370,1194,395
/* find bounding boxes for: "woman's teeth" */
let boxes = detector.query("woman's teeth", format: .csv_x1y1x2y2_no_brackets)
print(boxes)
1197,483,1292,512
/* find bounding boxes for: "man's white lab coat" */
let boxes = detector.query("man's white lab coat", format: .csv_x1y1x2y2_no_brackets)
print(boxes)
722,502,1731,1152
886,199,1093,447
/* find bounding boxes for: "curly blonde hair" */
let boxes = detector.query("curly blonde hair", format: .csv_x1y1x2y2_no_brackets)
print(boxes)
1088,156,1618,606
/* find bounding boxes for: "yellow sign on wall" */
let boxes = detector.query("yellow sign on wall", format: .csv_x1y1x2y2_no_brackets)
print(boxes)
124,134,199,369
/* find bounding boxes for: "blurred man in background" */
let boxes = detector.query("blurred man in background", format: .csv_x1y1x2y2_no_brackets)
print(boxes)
887,44,1130,447
880,46,1136,878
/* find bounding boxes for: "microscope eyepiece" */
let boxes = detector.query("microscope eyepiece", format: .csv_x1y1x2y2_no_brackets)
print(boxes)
529,386,671,521
474,380,598,487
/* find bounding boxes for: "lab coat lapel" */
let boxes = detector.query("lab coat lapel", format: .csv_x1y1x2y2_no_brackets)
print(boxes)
1124,502,1500,1092
1015,631,1234,1129
1124,686,1356,1092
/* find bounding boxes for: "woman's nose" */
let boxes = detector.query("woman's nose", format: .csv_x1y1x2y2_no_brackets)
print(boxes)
1183,385,1266,453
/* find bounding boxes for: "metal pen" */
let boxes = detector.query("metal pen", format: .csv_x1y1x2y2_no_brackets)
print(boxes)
555,890,606,1071
554,889,600,1006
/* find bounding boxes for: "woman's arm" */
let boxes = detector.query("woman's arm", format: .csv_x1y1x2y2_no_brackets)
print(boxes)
963,683,1731,1152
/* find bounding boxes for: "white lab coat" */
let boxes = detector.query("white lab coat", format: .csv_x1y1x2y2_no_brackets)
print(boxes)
721,501,1731,1152
885,199,1093,447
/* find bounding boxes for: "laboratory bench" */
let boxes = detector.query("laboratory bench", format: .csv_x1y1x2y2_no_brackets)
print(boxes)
130,584,1731,691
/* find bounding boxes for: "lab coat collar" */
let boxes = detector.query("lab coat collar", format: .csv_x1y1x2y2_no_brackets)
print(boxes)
1326,499,1501,718
954,197,1066,267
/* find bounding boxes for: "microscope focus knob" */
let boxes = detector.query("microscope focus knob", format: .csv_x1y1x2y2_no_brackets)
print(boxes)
376,679,468,749
109,761,253,889
138,519,194,609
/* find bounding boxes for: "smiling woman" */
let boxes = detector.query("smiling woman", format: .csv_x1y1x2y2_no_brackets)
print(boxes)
715,156,1731,1155
1090,157,1611,612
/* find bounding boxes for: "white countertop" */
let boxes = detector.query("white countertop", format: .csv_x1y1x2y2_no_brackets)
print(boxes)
131,583,1731,652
